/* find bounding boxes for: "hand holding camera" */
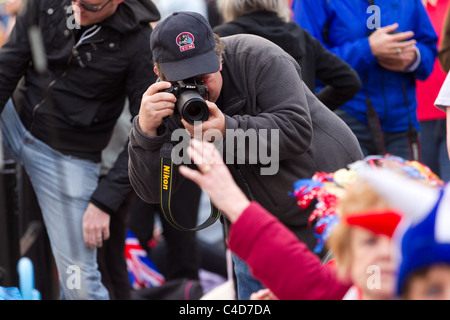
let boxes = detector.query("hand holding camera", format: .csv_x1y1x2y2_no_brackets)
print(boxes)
138,80,176,136
160,78,210,125
139,77,225,139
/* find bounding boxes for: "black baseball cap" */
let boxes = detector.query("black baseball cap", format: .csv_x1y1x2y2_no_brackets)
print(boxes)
150,11,221,81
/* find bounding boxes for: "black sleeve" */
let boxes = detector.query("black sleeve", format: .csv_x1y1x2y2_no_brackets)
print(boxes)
89,26,157,214
308,32,362,110
0,0,37,110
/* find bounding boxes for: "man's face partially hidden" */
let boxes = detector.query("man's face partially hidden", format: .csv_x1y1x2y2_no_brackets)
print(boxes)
71,0,121,26
192,62,223,104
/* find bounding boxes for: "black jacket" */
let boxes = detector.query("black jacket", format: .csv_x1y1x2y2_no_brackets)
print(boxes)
213,11,361,110
0,0,160,214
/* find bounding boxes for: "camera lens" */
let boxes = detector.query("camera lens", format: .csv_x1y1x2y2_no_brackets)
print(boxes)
176,91,209,125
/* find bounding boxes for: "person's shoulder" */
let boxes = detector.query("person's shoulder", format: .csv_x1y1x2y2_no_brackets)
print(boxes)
222,34,298,68
213,22,245,37
222,34,289,58
221,33,282,49
30,0,61,10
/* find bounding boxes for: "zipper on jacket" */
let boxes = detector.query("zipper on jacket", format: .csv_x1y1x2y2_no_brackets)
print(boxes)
29,25,103,131
234,164,256,201
29,54,73,132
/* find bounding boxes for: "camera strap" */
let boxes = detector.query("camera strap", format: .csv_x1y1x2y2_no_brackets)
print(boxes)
160,142,221,231
400,77,421,162
364,73,386,155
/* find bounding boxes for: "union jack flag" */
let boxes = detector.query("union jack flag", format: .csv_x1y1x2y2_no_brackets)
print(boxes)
125,230,165,289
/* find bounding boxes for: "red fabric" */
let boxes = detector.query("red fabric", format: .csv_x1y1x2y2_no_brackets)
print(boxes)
416,0,450,121
344,209,402,238
228,202,351,300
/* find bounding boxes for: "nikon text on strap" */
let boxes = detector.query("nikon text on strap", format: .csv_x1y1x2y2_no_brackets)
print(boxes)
160,142,221,231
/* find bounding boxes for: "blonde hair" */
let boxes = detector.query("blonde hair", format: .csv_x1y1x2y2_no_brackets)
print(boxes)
216,0,291,23
326,178,390,280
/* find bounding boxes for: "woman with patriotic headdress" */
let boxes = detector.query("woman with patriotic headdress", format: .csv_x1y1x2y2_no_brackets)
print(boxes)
180,139,445,300
358,166,450,299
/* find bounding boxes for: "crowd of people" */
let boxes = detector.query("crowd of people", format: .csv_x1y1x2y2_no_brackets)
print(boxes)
1,0,450,301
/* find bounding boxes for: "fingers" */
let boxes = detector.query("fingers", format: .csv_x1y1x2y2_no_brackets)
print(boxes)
95,232,104,248
179,165,203,184
187,140,211,168
179,138,223,176
143,80,172,96
139,81,177,135
205,100,219,116
377,23,399,34
375,23,413,40
102,227,110,241
181,101,225,139
83,230,101,249
141,81,176,108
390,31,415,42
178,140,217,187
84,228,109,249
191,138,224,166
394,39,417,50
82,206,111,249
84,230,100,249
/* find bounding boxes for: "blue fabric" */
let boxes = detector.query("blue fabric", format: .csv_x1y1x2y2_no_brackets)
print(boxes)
396,189,450,295
0,287,22,300
419,119,450,182
292,0,438,133
335,109,413,160
0,99,109,300
232,254,264,300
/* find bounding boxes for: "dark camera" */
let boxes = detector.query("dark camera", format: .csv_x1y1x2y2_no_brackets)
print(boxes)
161,78,210,125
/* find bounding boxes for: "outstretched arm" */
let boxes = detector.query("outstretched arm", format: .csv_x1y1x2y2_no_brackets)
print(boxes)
179,139,351,300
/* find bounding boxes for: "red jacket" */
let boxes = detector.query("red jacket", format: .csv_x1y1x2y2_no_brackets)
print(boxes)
417,0,449,121
228,202,351,300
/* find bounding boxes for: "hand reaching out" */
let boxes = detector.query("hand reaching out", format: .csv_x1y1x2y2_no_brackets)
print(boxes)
179,138,250,223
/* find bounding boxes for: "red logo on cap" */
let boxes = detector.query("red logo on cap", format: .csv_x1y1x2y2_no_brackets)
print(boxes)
176,32,195,52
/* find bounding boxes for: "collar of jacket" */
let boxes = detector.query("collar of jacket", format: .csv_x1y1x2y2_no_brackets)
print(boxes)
226,11,306,59
62,0,160,34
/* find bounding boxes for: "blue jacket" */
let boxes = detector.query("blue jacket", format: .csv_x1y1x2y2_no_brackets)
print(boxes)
292,0,437,132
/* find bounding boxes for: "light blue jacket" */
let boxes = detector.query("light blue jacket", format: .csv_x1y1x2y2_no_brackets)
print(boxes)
292,0,437,132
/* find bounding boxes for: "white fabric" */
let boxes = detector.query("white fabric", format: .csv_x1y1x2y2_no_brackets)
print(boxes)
154,0,208,21
435,71,450,111
435,184,450,243
359,168,440,226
